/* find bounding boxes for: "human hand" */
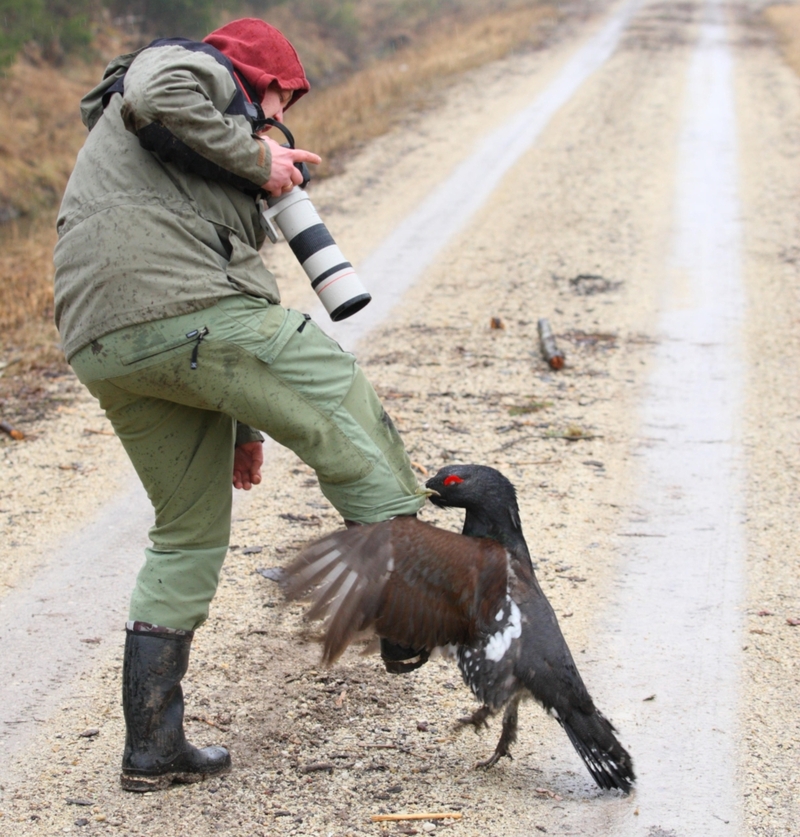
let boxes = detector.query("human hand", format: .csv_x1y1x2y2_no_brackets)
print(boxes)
233,440,264,490
260,137,321,197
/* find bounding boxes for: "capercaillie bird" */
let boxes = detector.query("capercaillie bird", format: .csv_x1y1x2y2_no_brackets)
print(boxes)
283,464,635,792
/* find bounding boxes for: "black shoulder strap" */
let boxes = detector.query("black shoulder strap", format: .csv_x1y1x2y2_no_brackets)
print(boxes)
102,37,259,125
105,37,265,194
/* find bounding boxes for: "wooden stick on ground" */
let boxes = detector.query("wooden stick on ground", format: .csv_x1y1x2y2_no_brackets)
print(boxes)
0,420,24,440
537,318,565,370
370,812,463,823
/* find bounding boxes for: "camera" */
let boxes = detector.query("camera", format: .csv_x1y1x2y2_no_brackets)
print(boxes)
257,120,371,322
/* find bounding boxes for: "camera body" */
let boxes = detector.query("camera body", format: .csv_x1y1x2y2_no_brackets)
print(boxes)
259,189,371,321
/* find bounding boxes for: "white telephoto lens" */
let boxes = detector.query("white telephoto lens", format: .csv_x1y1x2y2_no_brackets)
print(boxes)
261,189,371,321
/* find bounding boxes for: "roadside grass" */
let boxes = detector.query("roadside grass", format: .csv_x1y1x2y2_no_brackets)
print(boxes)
0,1,558,400
290,4,557,175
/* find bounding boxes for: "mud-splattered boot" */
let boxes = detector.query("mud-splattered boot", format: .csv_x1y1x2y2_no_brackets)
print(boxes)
380,639,430,674
120,622,231,792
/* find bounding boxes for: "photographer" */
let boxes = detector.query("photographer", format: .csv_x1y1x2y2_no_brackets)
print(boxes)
54,18,426,792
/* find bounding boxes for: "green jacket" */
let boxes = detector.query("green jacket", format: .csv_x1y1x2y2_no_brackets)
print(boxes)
54,41,281,360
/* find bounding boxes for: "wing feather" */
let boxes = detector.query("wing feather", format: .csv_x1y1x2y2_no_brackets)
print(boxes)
283,517,509,663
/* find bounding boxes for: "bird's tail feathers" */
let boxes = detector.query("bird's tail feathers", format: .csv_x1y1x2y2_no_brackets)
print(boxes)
559,710,635,793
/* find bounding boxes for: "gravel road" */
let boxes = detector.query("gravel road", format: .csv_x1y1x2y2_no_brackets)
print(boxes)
1,0,798,834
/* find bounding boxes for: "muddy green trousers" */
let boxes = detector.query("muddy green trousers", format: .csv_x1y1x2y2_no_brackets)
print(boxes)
69,295,425,631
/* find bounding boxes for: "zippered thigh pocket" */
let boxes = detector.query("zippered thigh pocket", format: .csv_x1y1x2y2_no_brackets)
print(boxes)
120,325,209,366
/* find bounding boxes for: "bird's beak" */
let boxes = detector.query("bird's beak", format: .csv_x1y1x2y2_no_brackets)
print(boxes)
420,487,440,498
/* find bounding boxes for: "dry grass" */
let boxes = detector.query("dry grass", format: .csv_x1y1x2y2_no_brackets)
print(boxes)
0,219,67,387
0,57,99,219
0,57,101,390
0,2,557,402
291,4,557,174
764,4,800,77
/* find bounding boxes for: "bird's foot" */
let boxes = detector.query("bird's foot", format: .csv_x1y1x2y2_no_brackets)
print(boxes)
475,745,512,770
457,704,492,732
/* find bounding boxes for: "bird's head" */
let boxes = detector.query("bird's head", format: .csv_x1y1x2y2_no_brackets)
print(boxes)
425,464,518,513
426,463,529,561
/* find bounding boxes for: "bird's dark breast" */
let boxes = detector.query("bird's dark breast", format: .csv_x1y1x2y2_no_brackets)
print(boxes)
457,597,524,707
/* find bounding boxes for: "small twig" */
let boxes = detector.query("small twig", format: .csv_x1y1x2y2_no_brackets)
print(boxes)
300,762,336,774
538,318,565,370
188,714,229,731
0,420,24,440
616,532,666,538
83,427,115,436
370,812,463,823
540,434,603,441
493,434,536,452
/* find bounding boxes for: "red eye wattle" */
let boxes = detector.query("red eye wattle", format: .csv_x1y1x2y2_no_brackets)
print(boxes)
443,475,464,486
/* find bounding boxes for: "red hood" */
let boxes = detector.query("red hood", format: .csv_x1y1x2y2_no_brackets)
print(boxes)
203,18,309,108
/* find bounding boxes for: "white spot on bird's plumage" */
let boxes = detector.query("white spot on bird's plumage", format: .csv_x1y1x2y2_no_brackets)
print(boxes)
328,570,360,619
484,600,521,662
317,562,346,597
298,548,341,581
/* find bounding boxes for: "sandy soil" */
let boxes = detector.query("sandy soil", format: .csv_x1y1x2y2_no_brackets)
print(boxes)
0,0,798,834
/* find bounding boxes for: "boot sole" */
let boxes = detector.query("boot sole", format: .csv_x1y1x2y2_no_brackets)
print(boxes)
120,762,231,793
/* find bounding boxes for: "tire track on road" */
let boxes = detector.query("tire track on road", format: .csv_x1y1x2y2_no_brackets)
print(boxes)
584,1,746,832
0,0,642,778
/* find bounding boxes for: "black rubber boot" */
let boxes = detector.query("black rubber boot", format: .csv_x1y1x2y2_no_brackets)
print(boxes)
120,623,231,792
343,520,430,675
380,638,430,674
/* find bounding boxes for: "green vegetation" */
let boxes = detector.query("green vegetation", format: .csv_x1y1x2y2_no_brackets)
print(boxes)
508,400,552,416
105,0,227,40
0,0,95,68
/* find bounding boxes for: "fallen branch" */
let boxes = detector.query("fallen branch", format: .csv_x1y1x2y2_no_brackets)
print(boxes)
0,420,24,440
537,318,565,370
370,812,463,823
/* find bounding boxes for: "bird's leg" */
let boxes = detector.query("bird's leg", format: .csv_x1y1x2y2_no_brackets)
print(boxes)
457,703,493,731
476,693,522,769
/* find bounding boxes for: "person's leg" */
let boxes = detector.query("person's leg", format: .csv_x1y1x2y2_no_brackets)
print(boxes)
119,623,231,791
76,296,427,523
70,296,428,787
73,375,236,630
69,351,237,791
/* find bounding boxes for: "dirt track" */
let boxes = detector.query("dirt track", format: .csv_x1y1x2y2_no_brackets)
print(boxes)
1,0,799,834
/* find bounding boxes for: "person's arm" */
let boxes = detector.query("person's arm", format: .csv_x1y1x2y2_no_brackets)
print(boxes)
233,441,263,490
120,44,316,194
233,423,263,490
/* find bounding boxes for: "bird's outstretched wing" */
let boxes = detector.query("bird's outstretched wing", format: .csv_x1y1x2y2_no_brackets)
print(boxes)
283,516,509,664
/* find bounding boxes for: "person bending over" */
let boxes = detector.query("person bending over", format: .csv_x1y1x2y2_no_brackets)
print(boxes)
54,18,426,792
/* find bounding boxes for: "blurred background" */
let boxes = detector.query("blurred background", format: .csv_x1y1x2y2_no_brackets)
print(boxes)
0,0,797,405
0,0,562,393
